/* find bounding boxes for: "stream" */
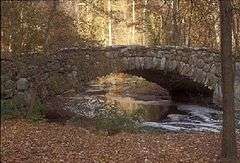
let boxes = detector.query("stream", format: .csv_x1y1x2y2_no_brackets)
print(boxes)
143,104,240,133
66,67,240,133
66,91,240,133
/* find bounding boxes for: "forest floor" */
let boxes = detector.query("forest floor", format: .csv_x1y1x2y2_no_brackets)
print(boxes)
1,119,240,163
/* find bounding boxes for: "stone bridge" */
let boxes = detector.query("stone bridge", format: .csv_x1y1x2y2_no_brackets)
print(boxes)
96,45,239,105
2,45,239,107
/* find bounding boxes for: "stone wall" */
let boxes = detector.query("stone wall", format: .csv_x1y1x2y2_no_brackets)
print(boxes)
1,48,112,102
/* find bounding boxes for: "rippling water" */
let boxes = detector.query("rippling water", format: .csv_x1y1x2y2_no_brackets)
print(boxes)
143,104,240,133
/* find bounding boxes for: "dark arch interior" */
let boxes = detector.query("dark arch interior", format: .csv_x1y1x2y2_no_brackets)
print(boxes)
123,69,213,106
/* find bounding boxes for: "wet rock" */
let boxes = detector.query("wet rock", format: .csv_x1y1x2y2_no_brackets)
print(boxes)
167,114,187,121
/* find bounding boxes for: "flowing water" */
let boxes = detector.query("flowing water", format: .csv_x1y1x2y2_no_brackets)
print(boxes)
70,78,240,133
143,104,240,133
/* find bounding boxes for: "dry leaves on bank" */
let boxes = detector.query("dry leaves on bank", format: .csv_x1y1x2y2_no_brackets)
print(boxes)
1,119,240,163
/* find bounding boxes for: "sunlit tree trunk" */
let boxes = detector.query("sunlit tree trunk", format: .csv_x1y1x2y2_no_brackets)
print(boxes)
107,0,112,46
44,0,58,53
20,5,24,50
219,0,238,162
141,0,148,45
186,0,192,47
214,18,220,49
131,0,135,44
163,2,172,44
171,0,180,46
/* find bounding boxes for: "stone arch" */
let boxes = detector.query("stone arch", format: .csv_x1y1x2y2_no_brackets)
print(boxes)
122,69,214,105
105,45,223,105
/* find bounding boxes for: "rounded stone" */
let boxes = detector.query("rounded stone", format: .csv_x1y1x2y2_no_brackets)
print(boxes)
16,78,29,91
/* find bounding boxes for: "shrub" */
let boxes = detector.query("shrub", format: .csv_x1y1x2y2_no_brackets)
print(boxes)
95,105,142,135
1,99,20,119
26,98,46,122
1,97,46,122
130,107,146,122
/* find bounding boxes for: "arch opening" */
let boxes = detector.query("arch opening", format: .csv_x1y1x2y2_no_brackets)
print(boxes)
123,69,214,106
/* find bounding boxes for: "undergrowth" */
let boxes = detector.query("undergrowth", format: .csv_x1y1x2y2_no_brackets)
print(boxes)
95,105,145,135
1,98,46,122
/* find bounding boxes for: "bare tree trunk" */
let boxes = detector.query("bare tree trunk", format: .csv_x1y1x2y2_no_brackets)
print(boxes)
20,5,24,50
44,0,58,53
164,2,172,44
107,0,112,46
186,0,192,47
171,0,180,46
214,19,220,49
142,0,148,45
132,0,135,44
219,0,238,162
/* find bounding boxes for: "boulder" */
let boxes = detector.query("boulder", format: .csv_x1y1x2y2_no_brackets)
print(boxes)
16,78,29,92
106,95,175,121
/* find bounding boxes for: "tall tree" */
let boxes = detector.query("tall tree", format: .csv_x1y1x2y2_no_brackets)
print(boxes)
44,0,58,53
219,0,237,162
107,0,112,46
131,0,136,44
185,0,192,47
171,0,180,45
